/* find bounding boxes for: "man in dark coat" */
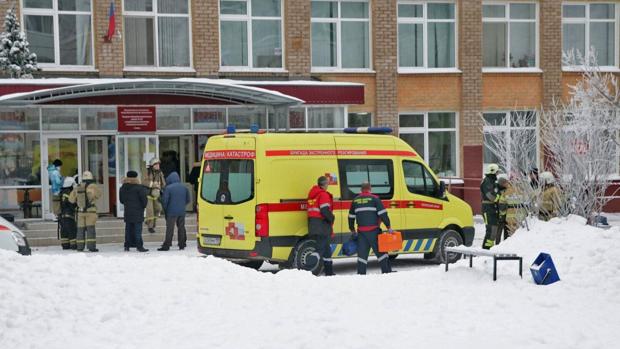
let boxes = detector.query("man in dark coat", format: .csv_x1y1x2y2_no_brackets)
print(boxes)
119,171,149,252
159,171,190,251
306,176,335,276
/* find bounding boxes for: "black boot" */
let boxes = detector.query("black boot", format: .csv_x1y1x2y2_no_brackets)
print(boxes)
124,247,130,252
88,248,99,252
148,228,155,234
324,262,335,276
157,246,169,251
137,247,149,252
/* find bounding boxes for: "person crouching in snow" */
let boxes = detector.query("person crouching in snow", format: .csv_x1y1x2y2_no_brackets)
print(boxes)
59,176,77,250
158,171,190,251
120,171,149,252
306,176,335,276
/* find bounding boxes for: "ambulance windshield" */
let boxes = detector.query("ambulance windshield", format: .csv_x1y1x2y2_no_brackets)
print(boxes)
201,160,254,204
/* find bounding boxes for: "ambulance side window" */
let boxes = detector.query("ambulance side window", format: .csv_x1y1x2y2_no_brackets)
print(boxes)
403,160,438,197
338,159,394,200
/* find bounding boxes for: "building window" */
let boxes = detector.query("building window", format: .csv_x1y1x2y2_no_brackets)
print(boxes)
124,0,191,68
562,3,618,67
482,2,537,68
399,112,458,177
397,2,456,69
483,111,538,175
22,0,93,66
311,0,371,70
286,106,346,131
220,0,283,69
348,112,372,127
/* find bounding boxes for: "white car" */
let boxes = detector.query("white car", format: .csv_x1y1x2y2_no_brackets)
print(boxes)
0,216,31,255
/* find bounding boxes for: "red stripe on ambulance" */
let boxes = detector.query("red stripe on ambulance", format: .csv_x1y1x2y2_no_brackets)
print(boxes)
265,150,417,157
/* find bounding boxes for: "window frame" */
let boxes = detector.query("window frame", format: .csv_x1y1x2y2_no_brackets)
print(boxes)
561,2,620,70
398,111,460,178
482,1,540,72
122,0,194,70
21,0,96,70
338,159,395,200
402,159,441,198
310,0,373,73
219,0,286,72
396,0,459,73
200,159,255,205
482,110,540,175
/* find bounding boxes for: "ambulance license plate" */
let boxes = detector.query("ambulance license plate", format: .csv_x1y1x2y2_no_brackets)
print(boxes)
203,236,221,246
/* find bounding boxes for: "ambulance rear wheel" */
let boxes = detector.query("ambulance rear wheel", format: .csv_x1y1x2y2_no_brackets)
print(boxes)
293,239,323,276
236,260,264,270
430,229,463,264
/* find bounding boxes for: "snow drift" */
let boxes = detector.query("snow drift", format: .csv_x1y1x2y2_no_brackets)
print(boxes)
1,216,619,349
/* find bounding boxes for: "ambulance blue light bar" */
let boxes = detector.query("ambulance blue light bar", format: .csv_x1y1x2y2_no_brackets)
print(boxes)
344,127,393,134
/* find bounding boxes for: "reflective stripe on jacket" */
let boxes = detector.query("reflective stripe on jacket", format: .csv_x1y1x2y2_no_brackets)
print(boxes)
307,185,334,223
348,191,390,232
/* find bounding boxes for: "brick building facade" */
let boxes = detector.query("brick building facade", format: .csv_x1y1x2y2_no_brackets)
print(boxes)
1,0,619,214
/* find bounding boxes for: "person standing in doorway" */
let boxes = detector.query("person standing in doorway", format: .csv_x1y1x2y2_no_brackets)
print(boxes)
69,171,101,252
158,171,190,251
143,158,166,233
48,159,64,219
119,171,149,252
59,176,77,250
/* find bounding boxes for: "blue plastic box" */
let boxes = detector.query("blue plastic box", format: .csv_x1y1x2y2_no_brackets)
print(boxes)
530,253,560,285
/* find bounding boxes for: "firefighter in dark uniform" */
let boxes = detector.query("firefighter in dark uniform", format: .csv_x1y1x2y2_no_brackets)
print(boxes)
69,171,101,252
481,164,500,249
59,177,77,250
306,176,335,276
348,181,393,275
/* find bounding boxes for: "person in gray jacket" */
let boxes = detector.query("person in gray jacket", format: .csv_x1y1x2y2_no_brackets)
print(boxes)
158,172,190,251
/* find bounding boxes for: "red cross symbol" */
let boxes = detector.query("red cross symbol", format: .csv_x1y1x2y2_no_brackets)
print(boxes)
226,222,239,239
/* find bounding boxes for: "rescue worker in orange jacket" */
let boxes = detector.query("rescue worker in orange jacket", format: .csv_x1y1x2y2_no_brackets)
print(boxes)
348,181,393,275
307,176,335,276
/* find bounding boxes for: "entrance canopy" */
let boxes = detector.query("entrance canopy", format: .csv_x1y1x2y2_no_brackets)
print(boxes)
0,79,304,106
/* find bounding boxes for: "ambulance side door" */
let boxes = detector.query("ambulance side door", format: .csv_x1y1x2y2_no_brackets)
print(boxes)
337,159,402,232
400,160,446,253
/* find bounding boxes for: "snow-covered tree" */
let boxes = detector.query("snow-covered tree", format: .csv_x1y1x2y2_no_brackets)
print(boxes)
540,50,620,224
0,8,39,78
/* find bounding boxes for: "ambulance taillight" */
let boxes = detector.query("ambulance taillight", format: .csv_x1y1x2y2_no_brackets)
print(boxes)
255,204,269,237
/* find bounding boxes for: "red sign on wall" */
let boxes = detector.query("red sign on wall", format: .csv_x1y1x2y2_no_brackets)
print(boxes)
117,106,156,132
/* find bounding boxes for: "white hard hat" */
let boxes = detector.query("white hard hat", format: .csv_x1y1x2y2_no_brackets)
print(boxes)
82,171,94,181
486,163,500,175
540,171,555,184
62,176,75,188
149,157,161,166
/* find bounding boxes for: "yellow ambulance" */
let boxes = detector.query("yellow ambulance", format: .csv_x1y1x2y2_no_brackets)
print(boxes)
197,130,474,270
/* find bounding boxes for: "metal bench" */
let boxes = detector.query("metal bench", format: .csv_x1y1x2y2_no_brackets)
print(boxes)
444,246,523,281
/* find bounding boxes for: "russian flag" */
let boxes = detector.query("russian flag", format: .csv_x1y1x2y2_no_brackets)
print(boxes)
106,1,115,41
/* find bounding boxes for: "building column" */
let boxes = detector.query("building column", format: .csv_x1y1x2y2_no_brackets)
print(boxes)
285,0,312,79
193,0,220,77
540,0,563,109
460,0,483,213
373,0,398,132
94,0,124,77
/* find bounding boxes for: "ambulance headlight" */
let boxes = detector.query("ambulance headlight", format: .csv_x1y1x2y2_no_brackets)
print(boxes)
11,231,27,247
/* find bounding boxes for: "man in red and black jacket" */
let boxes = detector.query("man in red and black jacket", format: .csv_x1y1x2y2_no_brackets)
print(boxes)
348,181,393,275
307,176,335,276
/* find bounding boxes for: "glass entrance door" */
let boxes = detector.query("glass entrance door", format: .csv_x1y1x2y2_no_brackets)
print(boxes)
83,137,110,214
41,135,81,220
116,135,158,218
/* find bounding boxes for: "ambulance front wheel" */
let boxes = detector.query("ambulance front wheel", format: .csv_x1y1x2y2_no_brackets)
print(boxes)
429,229,463,264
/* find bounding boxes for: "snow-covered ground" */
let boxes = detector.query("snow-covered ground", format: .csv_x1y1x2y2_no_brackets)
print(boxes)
2,216,620,349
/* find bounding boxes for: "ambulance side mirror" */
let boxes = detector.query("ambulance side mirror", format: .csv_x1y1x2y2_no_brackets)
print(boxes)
438,181,447,198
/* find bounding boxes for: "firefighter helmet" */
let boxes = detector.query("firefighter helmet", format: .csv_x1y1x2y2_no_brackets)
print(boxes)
486,163,500,175
82,171,94,181
540,171,555,185
149,157,161,167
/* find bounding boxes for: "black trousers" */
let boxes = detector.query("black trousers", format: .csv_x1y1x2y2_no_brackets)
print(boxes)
309,233,334,275
163,215,187,248
356,230,390,274
125,222,144,249
59,217,77,249
482,203,499,249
